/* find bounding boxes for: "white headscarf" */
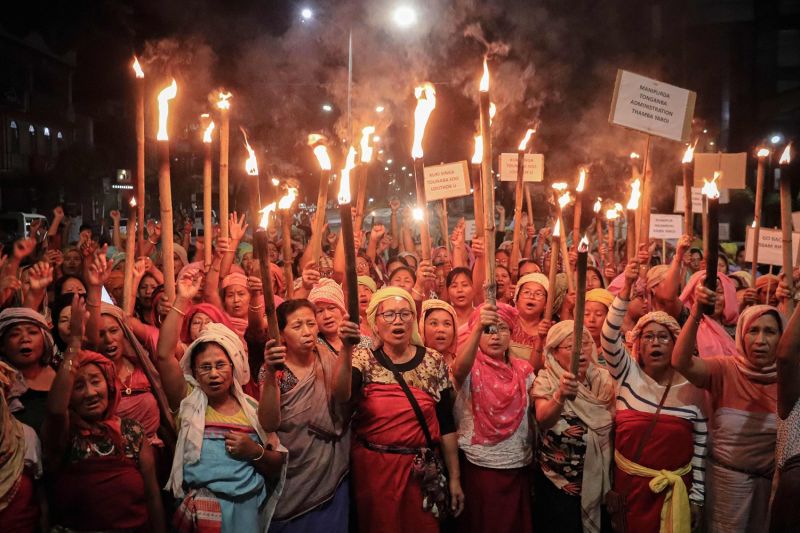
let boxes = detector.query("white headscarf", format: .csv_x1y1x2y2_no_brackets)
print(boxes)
167,323,284,502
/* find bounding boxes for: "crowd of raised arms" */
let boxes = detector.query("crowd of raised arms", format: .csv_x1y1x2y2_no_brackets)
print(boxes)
1,201,800,533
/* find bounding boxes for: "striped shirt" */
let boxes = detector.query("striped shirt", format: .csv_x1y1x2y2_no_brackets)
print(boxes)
601,296,708,503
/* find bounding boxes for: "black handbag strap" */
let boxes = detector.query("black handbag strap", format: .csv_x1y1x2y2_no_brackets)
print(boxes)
373,347,435,450
631,381,672,464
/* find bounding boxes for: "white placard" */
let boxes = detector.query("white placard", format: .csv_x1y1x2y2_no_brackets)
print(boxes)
423,161,471,201
745,227,800,266
718,222,730,241
793,212,800,232
498,153,545,182
649,214,684,239
693,153,747,189
609,70,696,142
464,219,477,240
673,186,730,213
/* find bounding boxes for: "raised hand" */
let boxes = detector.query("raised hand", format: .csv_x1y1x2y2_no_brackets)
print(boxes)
45,249,63,268
246,275,263,295
28,261,54,291
132,258,147,281
176,269,202,301
301,262,321,290
370,223,386,241
263,339,287,370
53,206,65,220
338,317,361,346
389,198,401,212
85,249,112,288
471,236,485,258
479,304,500,328
146,220,161,242
214,237,231,259
229,212,248,242
69,293,89,343
557,370,579,401
110,210,121,222
676,234,692,258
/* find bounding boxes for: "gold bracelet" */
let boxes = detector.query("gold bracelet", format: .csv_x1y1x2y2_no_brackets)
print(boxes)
171,305,187,316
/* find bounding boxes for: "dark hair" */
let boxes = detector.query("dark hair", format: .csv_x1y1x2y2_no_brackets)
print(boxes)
496,248,510,257
388,266,416,285
277,299,316,331
446,267,472,288
386,256,409,271
54,275,86,299
189,341,230,372
496,264,511,278
79,224,93,234
518,258,538,272
690,248,703,258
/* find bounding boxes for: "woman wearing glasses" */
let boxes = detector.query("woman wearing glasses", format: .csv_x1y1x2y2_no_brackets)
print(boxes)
511,273,554,370
334,287,464,532
601,260,708,533
532,320,615,533
451,303,535,533
672,282,784,532
155,273,286,531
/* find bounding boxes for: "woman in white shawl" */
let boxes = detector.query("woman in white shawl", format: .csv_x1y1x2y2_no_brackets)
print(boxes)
532,320,615,533
155,277,286,532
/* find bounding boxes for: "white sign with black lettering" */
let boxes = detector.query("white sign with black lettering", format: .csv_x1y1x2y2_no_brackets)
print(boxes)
719,223,730,241
423,161,471,201
498,153,545,182
673,186,730,213
745,227,800,266
649,214,684,240
464,219,477,241
609,70,696,142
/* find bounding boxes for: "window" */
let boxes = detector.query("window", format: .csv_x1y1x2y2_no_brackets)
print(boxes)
56,131,63,139
9,121,19,153
28,125,37,155
43,127,50,136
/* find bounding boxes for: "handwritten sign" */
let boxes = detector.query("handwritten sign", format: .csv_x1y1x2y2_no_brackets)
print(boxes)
719,223,730,241
609,70,696,142
673,186,730,213
423,161,471,201
498,153,545,182
745,227,800,266
464,219,477,240
649,214,684,240
693,153,747,189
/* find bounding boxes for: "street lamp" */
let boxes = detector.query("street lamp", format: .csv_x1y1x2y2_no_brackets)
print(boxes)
771,134,783,145
392,5,418,27
300,7,313,20
322,104,333,112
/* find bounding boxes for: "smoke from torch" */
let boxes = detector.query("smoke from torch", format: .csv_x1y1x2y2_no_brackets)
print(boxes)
156,79,177,141
411,84,436,160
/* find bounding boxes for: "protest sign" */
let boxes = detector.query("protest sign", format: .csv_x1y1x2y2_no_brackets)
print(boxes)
693,153,747,189
673,186,730,213
423,161,471,201
498,153,545,182
745,227,800,266
649,214,684,240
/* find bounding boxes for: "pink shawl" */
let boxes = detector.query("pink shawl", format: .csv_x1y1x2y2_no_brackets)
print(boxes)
467,303,533,445
679,271,739,357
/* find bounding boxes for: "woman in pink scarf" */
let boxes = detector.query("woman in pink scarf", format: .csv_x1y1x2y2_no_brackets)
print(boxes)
679,270,739,357
451,302,535,533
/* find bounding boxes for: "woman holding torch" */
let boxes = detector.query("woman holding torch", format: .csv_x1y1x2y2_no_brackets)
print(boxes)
333,287,464,532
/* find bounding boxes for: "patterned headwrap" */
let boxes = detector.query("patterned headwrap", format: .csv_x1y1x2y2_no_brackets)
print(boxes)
0,361,25,511
357,275,377,293
514,273,550,302
236,242,254,265
729,270,753,290
221,272,248,290
0,308,57,366
308,278,346,314
645,265,670,292
626,311,682,362
69,350,123,449
420,299,459,356
586,288,615,309
366,287,423,347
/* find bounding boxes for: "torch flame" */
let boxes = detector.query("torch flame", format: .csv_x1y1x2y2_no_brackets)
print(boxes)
489,103,497,125
630,152,640,160
701,172,721,200
216,91,232,110
132,56,144,78
578,235,589,253
751,220,756,228
411,84,436,160
576,167,587,192
626,179,641,210
682,141,697,164
593,198,602,213
756,147,770,158
156,79,177,141
614,202,623,213
278,187,298,210
241,128,258,176
259,203,276,230
202,120,215,144
130,197,137,208
779,143,792,165
271,178,280,186
606,208,619,221
471,135,483,164
412,208,424,222
338,147,357,204
312,146,332,171
479,58,490,93
518,128,536,151
553,218,561,237
558,191,571,209
360,126,376,163
552,182,568,192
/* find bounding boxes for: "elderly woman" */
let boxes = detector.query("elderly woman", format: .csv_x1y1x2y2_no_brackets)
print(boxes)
532,321,615,533
0,308,57,433
357,276,377,339
420,299,458,368
511,273,553,369
601,260,707,532
156,278,286,531
308,278,358,355
672,285,784,532
258,299,351,532
42,301,165,531
451,303,535,533
334,287,464,532
0,361,42,531
679,270,739,357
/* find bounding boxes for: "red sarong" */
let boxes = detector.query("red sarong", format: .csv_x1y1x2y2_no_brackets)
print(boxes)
351,383,440,533
613,410,693,532
457,458,532,533
49,455,147,531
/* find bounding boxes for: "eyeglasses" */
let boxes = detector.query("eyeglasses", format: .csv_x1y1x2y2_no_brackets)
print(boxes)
519,290,546,300
641,333,672,345
378,310,414,323
196,362,231,375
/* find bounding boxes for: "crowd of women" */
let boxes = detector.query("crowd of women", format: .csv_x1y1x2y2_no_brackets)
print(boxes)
0,202,799,533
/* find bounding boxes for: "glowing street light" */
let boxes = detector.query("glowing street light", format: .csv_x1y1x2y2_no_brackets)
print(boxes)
375,105,385,113
322,104,333,112
392,5,418,27
771,134,784,145
300,7,313,20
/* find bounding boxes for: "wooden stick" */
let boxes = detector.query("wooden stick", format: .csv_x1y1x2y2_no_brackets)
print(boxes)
412,158,432,261
135,76,145,250
479,89,496,306
254,229,281,344
638,134,653,249
311,170,331,264
510,150,526,275
570,244,588,374
441,199,450,252
544,228,560,322
780,171,795,314
752,156,766,280
219,108,230,239
281,209,294,299
203,141,213,267
470,163,484,240
122,207,137,316
158,141,175,302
